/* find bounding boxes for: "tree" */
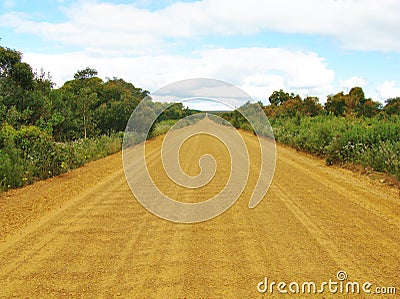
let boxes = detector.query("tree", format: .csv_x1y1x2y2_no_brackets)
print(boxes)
346,86,365,115
77,87,98,139
269,89,290,106
302,96,322,116
325,92,346,116
74,67,98,80
49,88,79,141
94,78,145,134
0,97,6,122
11,62,34,92
384,97,400,115
280,97,302,117
0,47,25,110
357,99,381,118
0,46,22,78
0,47,53,127
57,69,103,139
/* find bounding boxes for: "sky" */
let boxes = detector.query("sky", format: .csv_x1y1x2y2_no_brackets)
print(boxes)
1,0,400,110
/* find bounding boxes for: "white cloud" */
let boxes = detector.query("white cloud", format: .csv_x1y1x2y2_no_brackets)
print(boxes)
23,47,335,102
2,0,400,52
241,74,286,103
377,80,400,100
339,77,367,90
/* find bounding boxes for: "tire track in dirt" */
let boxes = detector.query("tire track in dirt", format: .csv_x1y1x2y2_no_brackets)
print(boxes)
0,172,128,295
0,143,164,297
278,150,400,230
271,143,400,286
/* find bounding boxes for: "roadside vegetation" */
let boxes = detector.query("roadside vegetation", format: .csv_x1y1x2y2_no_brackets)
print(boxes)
213,89,399,180
151,113,204,137
0,46,197,190
1,45,399,189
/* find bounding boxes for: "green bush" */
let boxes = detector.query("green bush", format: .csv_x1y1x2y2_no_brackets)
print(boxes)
152,119,178,137
151,113,205,137
0,123,122,191
0,123,26,188
271,115,399,179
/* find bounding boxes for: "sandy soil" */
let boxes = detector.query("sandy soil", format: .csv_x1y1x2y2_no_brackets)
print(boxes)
0,119,399,298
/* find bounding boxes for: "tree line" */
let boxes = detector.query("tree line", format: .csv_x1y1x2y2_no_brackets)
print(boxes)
214,89,399,181
1,44,399,188
263,87,399,118
0,46,196,190
0,46,149,141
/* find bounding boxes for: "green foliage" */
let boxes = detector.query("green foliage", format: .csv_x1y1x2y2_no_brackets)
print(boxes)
1,45,399,190
269,89,290,106
151,113,205,137
216,109,249,130
302,96,323,116
11,62,34,91
324,92,346,116
0,123,23,189
74,67,98,80
0,122,122,191
0,46,22,76
152,119,179,137
384,97,400,115
264,93,323,118
212,103,274,137
0,46,54,128
271,115,400,179
213,87,399,179
321,88,381,117
53,75,147,140
259,88,397,178
95,78,143,135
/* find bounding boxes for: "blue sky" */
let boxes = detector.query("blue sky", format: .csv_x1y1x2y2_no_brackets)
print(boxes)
1,0,400,109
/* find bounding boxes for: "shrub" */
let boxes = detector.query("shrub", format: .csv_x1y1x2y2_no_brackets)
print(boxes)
0,123,122,190
271,115,399,179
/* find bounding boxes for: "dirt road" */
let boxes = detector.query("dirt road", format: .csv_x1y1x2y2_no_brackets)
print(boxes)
0,119,399,298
